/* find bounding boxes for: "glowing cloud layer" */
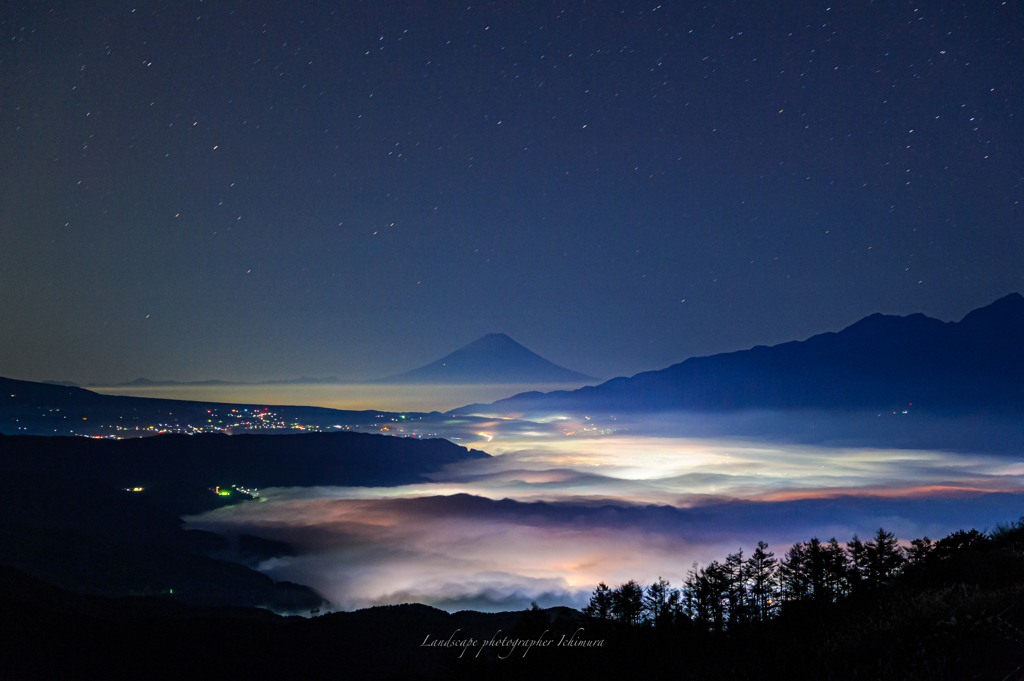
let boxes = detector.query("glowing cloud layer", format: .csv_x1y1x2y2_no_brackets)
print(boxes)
187,429,1024,612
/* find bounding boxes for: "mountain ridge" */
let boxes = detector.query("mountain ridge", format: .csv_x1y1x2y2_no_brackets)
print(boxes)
456,293,1024,415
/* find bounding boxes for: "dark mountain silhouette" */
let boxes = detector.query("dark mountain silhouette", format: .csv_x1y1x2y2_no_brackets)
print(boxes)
369,333,596,384
459,293,1024,415
0,375,429,436
2,517,1023,680
0,432,488,516
0,431,487,613
91,376,345,387
0,472,325,612
0,565,596,680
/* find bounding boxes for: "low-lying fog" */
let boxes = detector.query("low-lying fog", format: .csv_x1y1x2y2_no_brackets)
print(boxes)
185,409,1024,613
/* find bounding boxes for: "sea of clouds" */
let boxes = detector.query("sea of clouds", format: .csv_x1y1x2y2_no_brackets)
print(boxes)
185,411,1024,612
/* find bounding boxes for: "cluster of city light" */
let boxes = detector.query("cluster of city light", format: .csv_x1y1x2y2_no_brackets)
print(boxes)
231,484,260,497
123,408,332,435
10,401,447,442
212,484,261,498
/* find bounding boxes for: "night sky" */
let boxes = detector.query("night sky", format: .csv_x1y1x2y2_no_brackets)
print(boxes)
1,1,1020,385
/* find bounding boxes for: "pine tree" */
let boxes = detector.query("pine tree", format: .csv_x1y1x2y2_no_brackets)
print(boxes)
724,549,750,628
612,580,646,627
643,577,676,627
846,534,869,593
682,561,729,632
682,563,708,628
933,529,988,559
779,542,810,603
747,541,778,622
806,538,827,603
823,537,850,602
584,582,613,620
705,561,730,632
907,536,933,565
865,527,905,587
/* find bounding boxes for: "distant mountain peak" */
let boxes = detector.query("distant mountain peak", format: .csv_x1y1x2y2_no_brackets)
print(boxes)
127,378,169,386
473,332,517,344
368,334,596,385
461,333,528,351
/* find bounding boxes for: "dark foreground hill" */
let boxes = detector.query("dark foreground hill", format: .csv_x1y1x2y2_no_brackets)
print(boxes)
0,432,486,611
461,293,1024,416
0,471,326,612
2,519,1022,681
369,333,595,384
0,431,488,514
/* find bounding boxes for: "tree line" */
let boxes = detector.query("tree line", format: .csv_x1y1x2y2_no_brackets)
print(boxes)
583,522,1017,631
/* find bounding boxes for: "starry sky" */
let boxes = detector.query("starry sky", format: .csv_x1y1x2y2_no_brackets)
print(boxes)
1,1,1021,385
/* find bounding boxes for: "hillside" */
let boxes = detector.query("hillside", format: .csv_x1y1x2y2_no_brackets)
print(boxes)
0,431,488,515
0,375,416,436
